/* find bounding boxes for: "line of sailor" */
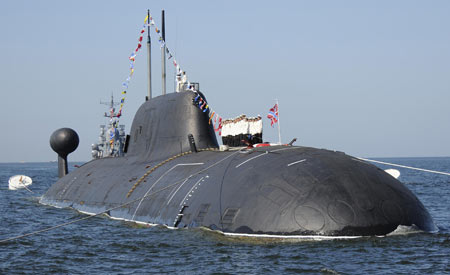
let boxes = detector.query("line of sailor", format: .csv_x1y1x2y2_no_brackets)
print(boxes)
221,115,263,147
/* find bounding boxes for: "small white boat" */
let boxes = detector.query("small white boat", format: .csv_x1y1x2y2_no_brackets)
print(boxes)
8,175,33,191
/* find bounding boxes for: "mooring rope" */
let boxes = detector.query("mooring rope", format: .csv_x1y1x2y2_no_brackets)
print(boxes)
21,184,34,194
12,149,444,243
0,182,180,244
357,157,450,176
127,150,194,198
0,148,242,244
127,148,220,197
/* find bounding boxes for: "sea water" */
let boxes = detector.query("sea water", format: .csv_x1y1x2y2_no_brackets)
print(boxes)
0,158,449,274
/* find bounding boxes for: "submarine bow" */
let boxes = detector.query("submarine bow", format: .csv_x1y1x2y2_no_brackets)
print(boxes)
41,91,436,237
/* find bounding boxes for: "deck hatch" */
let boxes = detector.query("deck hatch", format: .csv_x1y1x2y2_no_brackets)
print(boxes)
221,208,240,226
194,203,210,223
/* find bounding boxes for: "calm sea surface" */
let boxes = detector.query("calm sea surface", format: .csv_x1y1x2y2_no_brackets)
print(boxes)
1,158,449,274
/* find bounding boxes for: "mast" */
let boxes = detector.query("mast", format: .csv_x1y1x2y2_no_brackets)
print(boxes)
109,94,114,110
161,9,166,95
147,9,152,100
276,99,282,145
100,94,119,118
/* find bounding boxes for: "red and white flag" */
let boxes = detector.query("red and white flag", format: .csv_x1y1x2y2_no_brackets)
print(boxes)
267,104,279,127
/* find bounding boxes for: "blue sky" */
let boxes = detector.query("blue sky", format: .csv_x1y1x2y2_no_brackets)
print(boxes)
1,0,449,162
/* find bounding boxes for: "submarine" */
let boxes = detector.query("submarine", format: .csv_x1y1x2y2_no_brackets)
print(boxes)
41,11,436,238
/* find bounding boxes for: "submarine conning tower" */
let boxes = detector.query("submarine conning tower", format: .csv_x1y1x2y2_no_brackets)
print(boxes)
126,91,219,161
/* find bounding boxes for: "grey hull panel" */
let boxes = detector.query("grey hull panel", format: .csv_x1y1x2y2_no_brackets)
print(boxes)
41,146,436,236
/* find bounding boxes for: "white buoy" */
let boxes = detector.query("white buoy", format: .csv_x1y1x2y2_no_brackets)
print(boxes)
8,175,33,191
384,169,401,179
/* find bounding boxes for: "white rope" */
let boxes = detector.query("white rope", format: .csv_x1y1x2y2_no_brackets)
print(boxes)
21,183,34,193
356,157,450,176
0,149,244,244
0,181,183,244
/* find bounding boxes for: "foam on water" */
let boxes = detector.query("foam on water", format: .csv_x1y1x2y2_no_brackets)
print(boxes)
387,225,427,236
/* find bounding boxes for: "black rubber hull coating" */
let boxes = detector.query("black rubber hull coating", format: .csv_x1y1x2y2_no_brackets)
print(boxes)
41,92,436,236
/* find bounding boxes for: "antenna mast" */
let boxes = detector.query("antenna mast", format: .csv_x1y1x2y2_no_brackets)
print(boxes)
161,10,166,95
147,9,152,100
276,99,282,145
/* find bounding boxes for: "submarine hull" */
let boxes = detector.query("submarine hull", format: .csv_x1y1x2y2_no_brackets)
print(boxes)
41,146,436,236
41,91,436,236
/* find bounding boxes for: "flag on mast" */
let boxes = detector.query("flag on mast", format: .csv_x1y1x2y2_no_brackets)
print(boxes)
267,103,279,127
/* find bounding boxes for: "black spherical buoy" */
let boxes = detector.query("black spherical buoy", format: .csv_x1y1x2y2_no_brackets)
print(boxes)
50,128,79,178
50,128,79,157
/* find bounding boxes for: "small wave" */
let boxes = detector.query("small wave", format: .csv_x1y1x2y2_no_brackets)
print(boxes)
386,224,424,236
191,227,364,244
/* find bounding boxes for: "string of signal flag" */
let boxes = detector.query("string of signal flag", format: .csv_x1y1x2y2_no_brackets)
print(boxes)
114,13,279,138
